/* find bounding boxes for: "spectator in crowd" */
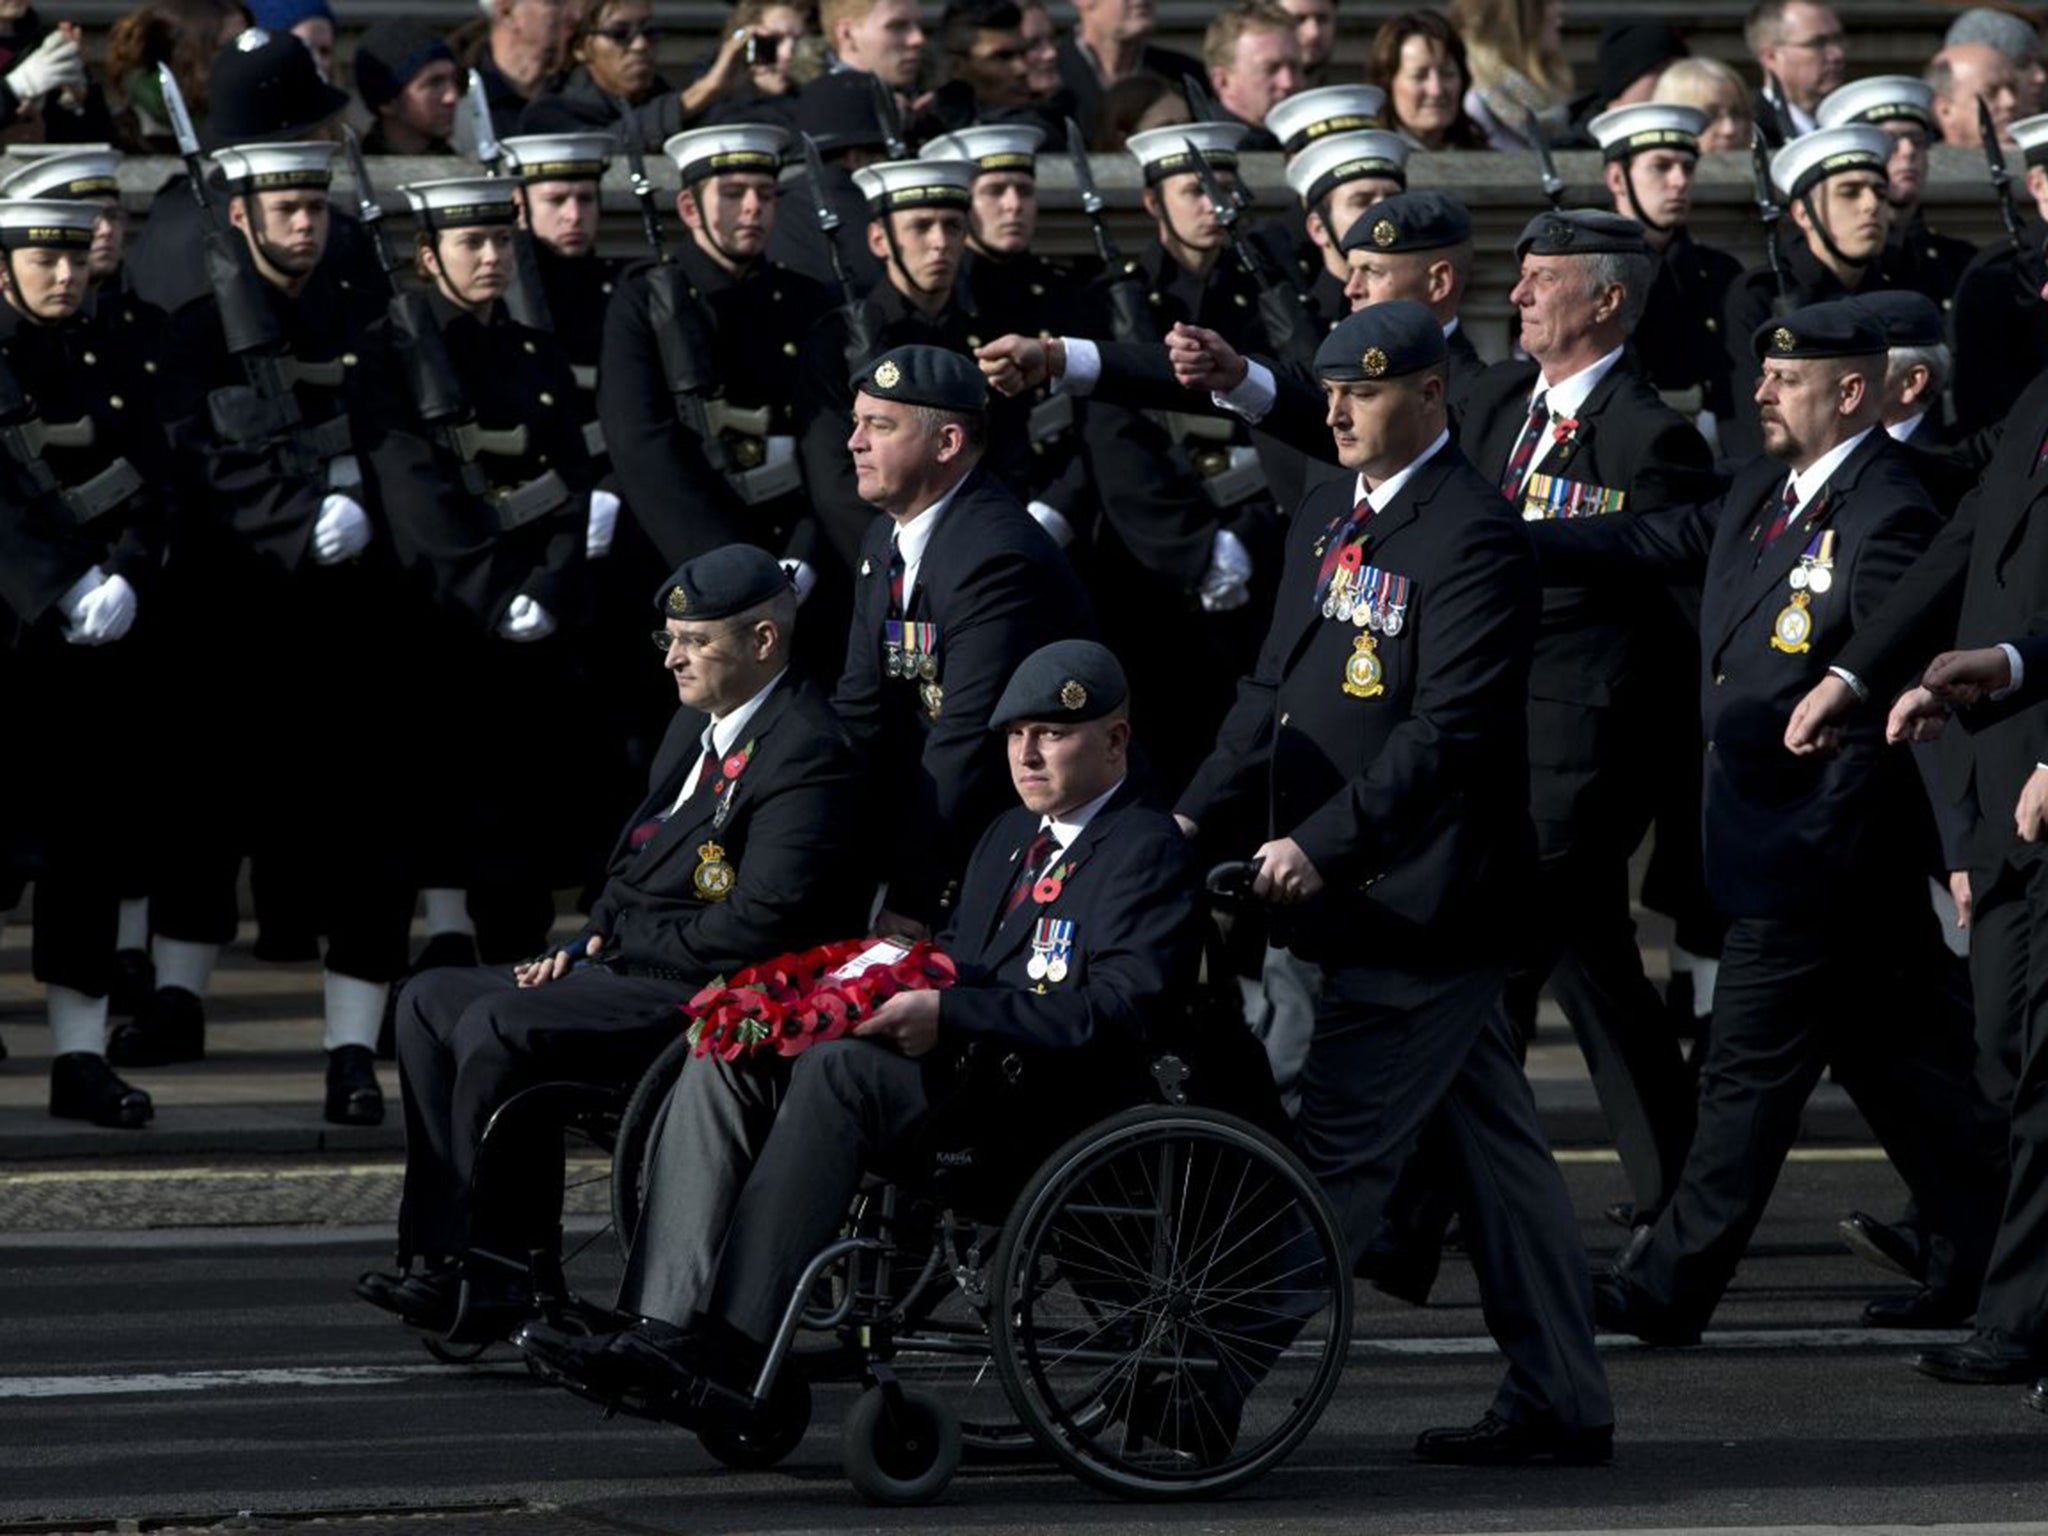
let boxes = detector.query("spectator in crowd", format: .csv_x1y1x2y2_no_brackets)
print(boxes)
1017,0,1061,102
1276,0,1334,90
517,0,665,132
1655,55,1752,153
1087,67,1184,152
1929,42,2022,148
247,0,331,78
0,0,116,141
674,0,809,124
1056,0,1202,145
104,0,248,151
354,18,459,153
1204,0,1302,149
1365,9,1488,151
822,0,923,95
1946,6,2045,118
1747,0,1847,145
464,0,576,141
921,0,1035,132
1564,18,1688,138
1449,0,1572,148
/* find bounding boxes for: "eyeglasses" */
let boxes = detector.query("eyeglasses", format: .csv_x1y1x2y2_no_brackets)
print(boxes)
651,625,734,654
1780,31,1847,53
594,22,659,44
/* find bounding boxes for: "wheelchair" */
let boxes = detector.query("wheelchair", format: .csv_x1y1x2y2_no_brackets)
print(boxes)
422,865,1353,1503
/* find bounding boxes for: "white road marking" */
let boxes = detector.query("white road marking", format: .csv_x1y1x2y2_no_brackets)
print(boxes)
0,1365,515,1399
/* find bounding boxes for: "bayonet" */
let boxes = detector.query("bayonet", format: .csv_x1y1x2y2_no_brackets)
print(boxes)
468,67,503,173
1186,136,1318,366
1750,122,1792,310
1980,93,2028,258
870,72,906,160
341,125,399,277
1524,106,1563,209
612,92,668,262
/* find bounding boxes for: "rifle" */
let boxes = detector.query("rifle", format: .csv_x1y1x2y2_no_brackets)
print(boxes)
159,61,324,482
1184,137,1319,369
870,72,907,160
1977,93,2044,293
1749,123,1795,316
802,130,880,371
343,125,520,496
1759,68,1796,148
467,66,555,333
1068,116,1154,345
1524,106,1564,209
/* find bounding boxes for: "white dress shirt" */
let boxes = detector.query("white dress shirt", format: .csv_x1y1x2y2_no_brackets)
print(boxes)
668,668,787,814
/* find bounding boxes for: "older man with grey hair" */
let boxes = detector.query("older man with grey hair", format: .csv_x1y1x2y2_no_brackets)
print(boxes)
1947,6,2045,117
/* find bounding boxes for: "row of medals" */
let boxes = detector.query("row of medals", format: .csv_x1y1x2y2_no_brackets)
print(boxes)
1323,569,1405,633
1026,945,1069,983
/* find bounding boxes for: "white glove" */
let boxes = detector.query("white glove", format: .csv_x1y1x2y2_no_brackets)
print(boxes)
1197,526,1253,613
312,494,372,564
778,557,816,604
1026,500,1076,550
586,488,620,559
59,566,138,645
7,31,84,102
499,593,557,642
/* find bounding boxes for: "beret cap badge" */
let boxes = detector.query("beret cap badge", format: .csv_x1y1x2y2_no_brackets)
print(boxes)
1371,217,1398,248
874,359,902,389
1362,346,1389,378
1060,679,1088,710
1773,326,1797,353
666,586,689,614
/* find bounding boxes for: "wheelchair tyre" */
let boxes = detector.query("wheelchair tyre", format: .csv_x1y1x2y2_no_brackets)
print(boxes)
420,1334,492,1365
699,1373,813,1469
841,1385,962,1506
610,1032,698,1250
991,1106,1351,1501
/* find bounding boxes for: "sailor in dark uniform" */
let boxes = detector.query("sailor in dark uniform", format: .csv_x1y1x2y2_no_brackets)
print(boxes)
1255,84,1399,328
1949,111,2048,437
359,546,869,1343
1722,125,1898,457
764,72,888,295
1816,76,1975,318
0,198,170,1127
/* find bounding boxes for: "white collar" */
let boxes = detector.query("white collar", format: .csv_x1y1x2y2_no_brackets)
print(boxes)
1532,344,1625,422
1042,775,1125,849
704,668,786,758
1354,427,1451,514
1886,412,1926,444
1443,316,1462,339
892,471,971,570
1788,425,1876,506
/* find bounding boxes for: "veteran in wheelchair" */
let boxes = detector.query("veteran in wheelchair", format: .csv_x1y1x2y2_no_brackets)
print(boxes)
355,544,872,1343
514,640,1352,1502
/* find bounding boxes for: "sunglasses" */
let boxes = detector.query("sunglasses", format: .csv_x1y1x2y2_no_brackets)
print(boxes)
594,22,660,44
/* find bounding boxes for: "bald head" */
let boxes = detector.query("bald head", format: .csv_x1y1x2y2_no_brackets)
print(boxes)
1929,42,2022,145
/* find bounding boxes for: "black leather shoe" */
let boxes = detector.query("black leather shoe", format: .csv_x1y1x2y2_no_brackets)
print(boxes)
1915,1335,2046,1384
106,986,205,1067
516,1321,635,1394
49,1053,153,1128
1414,1412,1613,1466
1593,1273,1701,1347
2026,1378,2048,1415
1863,1289,1973,1329
108,948,155,1017
324,1045,385,1126
1839,1211,1927,1285
443,1272,539,1344
356,1264,462,1331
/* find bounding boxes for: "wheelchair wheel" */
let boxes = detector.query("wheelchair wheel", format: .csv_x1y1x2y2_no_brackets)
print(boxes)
991,1106,1351,1501
420,1334,492,1365
610,1032,697,1250
841,1384,962,1506
699,1372,813,1469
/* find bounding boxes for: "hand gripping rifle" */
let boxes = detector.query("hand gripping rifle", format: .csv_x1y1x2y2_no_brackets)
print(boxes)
1524,105,1564,209
467,66,556,334
1068,116,1154,345
1750,124,1795,316
1185,136,1319,369
615,101,768,476
343,125,522,498
160,61,323,481
1978,95,2046,292
802,130,881,372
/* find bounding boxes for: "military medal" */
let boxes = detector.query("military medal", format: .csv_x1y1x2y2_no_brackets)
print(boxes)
920,681,943,720
710,739,755,831
1028,917,1074,983
693,841,736,899
1772,530,1834,654
1771,593,1813,653
1342,634,1385,698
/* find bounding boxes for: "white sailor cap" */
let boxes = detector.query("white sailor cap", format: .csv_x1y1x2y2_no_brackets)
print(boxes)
0,146,120,201
0,198,102,250
852,157,974,212
1816,76,1936,133
401,176,521,229
1265,85,1387,156
663,123,789,184
500,132,613,182
1285,129,1408,206
1126,121,1251,183
1770,125,1890,199
210,140,338,192
920,123,1045,174
2012,111,2048,168
1588,103,1705,161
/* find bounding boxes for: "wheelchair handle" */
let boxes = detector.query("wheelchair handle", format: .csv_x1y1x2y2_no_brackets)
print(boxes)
1204,859,1263,905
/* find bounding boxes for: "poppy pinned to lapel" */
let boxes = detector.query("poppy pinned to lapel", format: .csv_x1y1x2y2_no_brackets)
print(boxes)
1547,416,1583,469
710,738,757,832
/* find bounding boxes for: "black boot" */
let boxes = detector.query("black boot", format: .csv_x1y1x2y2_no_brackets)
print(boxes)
49,1053,153,1128
325,1044,385,1126
106,986,205,1067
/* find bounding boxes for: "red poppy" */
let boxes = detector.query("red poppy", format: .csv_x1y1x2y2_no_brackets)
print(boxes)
1337,542,1364,572
1032,874,1063,904
723,752,747,780
1551,416,1579,444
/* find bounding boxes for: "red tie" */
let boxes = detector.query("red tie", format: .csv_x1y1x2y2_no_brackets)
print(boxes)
1761,479,1800,547
633,744,720,851
887,534,906,617
1315,495,1372,602
1498,393,1549,498
1003,828,1054,917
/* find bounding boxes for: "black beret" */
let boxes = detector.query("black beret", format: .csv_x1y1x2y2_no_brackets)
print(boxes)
1515,208,1650,262
1752,299,1886,362
1339,189,1471,256
851,344,989,411
653,543,793,621
1846,289,1944,349
354,19,454,112
987,640,1129,728
795,71,889,154
1314,299,1447,382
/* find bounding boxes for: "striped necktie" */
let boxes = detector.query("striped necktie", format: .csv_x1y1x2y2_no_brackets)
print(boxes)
1498,393,1549,498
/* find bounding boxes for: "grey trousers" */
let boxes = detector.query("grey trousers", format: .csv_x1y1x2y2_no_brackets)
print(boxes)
618,1038,931,1342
